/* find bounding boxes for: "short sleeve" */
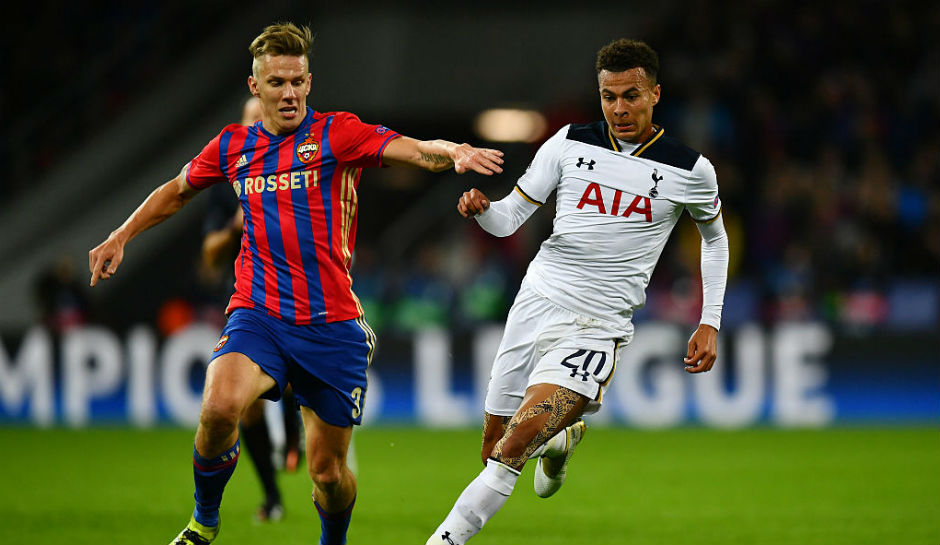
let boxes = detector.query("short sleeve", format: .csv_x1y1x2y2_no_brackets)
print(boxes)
515,126,567,204
328,112,401,168
185,129,230,190
684,155,722,222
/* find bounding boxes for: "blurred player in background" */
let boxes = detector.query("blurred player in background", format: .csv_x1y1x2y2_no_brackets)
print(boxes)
201,96,302,523
88,22,503,545
427,38,729,544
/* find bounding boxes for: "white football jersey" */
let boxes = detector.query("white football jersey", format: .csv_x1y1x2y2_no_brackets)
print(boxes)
514,122,721,332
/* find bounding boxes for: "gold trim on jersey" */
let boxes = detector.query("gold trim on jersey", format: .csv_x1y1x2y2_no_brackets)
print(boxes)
605,125,622,152
355,315,377,365
340,167,364,316
694,208,723,224
595,339,621,403
514,185,543,206
631,125,665,158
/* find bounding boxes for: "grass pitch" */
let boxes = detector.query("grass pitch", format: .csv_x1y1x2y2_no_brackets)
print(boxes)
0,426,937,544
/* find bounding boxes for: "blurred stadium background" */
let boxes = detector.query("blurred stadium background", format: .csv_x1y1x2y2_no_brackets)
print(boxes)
0,1,937,543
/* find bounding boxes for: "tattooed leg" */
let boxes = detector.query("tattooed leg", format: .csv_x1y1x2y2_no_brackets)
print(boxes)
491,384,587,471
480,413,510,466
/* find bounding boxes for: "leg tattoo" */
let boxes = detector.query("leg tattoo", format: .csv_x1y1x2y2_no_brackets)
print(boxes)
492,388,582,469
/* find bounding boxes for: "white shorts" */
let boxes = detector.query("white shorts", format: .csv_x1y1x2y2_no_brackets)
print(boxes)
484,279,633,417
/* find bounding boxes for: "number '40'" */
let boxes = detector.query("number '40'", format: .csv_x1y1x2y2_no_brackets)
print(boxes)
560,349,607,382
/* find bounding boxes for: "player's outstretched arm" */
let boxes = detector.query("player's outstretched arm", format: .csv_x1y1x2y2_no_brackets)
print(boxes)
382,136,503,175
88,172,198,286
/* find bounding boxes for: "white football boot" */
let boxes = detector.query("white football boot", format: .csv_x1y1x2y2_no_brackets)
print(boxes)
533,419,587,498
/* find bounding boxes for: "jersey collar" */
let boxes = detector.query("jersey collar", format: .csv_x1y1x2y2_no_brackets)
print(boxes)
256,106,315,140
604,123,665,156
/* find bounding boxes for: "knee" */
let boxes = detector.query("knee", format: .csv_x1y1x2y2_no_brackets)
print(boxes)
308,452,344,492
199,395,243,437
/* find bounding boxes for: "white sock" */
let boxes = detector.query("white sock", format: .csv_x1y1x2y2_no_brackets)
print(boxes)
429,460,519,544
528,428,568,460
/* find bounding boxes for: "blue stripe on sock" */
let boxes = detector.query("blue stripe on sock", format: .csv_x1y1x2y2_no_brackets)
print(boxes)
192,440,240,527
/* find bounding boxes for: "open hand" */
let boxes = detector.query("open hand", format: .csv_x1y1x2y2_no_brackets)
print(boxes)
452,144,504,175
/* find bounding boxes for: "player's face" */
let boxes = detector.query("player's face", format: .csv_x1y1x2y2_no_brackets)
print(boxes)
598,68,660,143
248,54,312,135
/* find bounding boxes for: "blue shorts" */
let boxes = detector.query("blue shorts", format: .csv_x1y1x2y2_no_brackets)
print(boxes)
211,308,376,427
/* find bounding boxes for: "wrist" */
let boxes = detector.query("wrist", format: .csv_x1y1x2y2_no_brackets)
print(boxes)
698,321,719,333
438,140,460,159
110,227,130,246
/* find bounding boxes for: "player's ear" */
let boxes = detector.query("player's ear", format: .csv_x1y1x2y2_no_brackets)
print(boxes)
651,84,661,106
247,75,259,97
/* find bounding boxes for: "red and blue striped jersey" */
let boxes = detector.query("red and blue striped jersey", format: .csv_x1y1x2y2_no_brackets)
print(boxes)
185,107,400,324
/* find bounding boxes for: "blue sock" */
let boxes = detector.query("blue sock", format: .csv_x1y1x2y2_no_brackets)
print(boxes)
314,496,355,545
192,440,240,527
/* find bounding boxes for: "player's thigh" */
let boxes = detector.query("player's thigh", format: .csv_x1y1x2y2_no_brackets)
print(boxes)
211,308,292,403
202,351,278,416
484,287,558,416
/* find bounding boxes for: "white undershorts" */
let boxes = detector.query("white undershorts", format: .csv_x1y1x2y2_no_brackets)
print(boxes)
484,278,633,417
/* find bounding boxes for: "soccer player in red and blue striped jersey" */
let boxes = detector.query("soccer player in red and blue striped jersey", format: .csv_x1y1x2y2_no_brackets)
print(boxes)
88,22,503,545
188,102,401,325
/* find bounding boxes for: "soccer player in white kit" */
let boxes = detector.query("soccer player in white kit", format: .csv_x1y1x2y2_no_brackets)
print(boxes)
427,38,730,545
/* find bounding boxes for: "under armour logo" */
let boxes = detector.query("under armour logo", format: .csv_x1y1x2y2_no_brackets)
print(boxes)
650,169,663,198
441,531,457,545
576,157,595,170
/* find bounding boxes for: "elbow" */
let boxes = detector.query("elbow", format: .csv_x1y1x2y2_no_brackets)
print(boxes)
478,223,517,238
177,192,195,210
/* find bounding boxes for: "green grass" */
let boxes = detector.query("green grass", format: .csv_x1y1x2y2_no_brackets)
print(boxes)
0,426,937,544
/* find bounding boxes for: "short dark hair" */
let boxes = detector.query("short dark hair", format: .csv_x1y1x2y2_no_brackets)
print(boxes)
595,39,659,84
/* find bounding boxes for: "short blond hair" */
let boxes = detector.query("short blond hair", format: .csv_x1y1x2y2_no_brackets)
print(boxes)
249,22,313,77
